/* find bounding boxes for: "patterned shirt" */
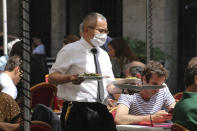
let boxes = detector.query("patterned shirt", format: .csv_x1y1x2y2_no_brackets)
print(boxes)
0,92,20,122
117,84,175,115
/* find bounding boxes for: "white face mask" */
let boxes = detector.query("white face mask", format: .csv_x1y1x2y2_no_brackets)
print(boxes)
90,33,107,47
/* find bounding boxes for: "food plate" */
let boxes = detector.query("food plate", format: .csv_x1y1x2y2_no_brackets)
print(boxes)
79,75,103,80
79,73,109,80
112,79,165,91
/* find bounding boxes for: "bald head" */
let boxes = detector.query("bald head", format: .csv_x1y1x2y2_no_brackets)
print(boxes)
125,61,145,78
187,57,197,68
128,61,145,68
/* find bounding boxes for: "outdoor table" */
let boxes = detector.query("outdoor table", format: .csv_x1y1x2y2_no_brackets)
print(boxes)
116,124,171,131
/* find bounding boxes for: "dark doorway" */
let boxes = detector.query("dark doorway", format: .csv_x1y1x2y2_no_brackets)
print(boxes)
178,0,197,91
66,0,122,38
29,0,51,56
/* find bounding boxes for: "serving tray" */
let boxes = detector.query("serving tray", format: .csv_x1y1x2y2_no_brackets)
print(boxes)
112,79,165,91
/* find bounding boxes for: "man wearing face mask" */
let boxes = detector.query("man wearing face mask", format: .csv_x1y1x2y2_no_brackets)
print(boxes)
48,12,116,131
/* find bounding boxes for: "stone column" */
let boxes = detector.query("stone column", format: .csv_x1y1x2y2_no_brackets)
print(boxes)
51,0,66,57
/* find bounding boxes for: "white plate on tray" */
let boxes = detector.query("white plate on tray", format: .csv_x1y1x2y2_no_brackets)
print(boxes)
112,79,165,91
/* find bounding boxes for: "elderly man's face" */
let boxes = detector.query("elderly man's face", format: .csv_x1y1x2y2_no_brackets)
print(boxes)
140,74,165,100
85,18,108,41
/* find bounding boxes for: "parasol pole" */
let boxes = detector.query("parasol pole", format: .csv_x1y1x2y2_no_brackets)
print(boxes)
2,0,8,55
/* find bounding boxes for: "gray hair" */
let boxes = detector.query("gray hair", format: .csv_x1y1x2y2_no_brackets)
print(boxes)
5,55,21,72
82,12,107,29
79,22,83,36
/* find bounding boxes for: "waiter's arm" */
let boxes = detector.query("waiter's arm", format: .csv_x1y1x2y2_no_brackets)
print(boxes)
48,72,83,85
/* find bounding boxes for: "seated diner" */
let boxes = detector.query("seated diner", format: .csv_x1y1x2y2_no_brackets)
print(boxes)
115,61,176,125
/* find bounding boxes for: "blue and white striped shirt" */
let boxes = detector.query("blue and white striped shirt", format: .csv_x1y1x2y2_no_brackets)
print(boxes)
117,84,175,115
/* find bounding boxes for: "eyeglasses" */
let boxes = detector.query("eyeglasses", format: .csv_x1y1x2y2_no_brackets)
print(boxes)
88,26,109,34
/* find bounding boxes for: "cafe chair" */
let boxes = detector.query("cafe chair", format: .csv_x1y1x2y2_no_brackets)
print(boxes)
14,121,53,131
174,92,183,102
171,123,189,131
31,82,57,109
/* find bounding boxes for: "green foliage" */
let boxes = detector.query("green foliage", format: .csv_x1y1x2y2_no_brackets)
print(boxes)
125,37,169,63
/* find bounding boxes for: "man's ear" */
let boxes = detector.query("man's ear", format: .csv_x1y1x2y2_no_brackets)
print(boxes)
84,26,89,34
14,66,20,74
194,75,197,85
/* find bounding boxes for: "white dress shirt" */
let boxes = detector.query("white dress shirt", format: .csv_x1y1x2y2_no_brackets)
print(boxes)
50,37,114,104
0,73,17,99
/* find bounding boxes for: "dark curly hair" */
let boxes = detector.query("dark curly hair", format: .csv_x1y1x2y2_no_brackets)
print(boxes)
184,57,197,87
142,60,168,83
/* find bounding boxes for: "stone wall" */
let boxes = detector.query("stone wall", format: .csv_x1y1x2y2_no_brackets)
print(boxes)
123,0,178,93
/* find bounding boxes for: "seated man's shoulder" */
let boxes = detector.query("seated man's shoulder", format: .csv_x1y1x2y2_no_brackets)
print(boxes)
118,94,135,104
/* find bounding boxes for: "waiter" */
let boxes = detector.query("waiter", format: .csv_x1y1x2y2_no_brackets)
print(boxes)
48,12,116,131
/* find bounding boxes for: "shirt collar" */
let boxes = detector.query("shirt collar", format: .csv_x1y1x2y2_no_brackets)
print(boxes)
80,37,100,53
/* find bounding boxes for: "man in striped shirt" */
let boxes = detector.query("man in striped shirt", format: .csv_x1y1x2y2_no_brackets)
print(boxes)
115,61,176,125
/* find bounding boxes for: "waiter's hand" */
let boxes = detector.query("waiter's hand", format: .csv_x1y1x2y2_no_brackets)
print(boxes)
70,74,84,85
